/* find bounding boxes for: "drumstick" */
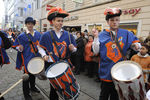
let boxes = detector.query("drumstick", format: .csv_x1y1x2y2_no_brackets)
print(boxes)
66,28,71,44
68,31,71,44
0,74,29,98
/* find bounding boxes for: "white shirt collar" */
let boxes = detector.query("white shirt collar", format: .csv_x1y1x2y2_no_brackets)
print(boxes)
137,52,149,57
54,29,64,39
26,29,36,36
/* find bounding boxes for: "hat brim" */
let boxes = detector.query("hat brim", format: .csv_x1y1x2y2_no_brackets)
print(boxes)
47,12,69,21
25,20,36,25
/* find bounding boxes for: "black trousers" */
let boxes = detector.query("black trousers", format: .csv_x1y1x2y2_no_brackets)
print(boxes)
74,55,83,74
99,81,119,100
86,61,95,77
49,84,59,100
23,73,35,96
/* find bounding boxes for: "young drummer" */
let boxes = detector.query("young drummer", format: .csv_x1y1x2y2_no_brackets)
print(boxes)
92,8,141,100
0,30,11,100
38,7,77,100
13,17,41,100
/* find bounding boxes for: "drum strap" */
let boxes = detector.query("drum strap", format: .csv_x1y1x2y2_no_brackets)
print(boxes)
49,31,62,59
25,32,38,56
110,31,127,60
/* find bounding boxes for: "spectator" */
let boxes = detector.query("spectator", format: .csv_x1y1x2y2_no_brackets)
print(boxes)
131,43,150,91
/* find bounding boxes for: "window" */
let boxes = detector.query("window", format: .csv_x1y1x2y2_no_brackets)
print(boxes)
32,3,33,13
37,0,40,9
75,2,82,8
95,0,100,2
119,22,139,35
62,2,65,10
20,8,23,16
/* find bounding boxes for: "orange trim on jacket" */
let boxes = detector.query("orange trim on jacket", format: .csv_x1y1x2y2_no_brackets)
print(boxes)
100,78,113,82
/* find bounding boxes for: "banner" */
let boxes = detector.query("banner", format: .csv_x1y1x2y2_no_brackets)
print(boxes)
72,0,83,3
28,4,31,8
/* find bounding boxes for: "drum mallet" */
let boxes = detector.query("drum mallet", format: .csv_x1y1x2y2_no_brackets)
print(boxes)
0,74,29,98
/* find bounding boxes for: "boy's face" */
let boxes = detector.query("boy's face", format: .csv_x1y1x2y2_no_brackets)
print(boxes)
107,16,120,30
52,17,63,30
140,46,148,55
25,22,34,31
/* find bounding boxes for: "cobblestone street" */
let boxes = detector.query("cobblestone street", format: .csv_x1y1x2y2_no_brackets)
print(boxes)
0,49,100,100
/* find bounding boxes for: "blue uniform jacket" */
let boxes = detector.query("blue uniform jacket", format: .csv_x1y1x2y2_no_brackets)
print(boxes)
98,28,139,82
13,31,41,73
39,30,76,68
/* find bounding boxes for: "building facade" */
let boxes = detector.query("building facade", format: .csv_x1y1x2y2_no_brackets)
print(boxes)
42,0,150,38
3,0,26,31
3,0,42,31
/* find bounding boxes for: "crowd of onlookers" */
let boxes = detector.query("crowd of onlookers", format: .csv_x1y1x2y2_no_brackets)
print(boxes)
68,28,150,84
69,28,100,83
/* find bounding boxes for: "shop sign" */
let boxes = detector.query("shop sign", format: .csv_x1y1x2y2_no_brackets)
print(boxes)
64,16,79,21
123,8,141,16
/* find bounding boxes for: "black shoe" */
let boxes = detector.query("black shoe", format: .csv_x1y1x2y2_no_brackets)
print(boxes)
24,94,32,100
0,93,4,100
0,97,4,100
31,87,40,93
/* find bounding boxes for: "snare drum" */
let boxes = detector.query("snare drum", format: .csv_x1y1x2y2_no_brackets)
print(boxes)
27,57,45,77
45,61,80,100
111,61,146,100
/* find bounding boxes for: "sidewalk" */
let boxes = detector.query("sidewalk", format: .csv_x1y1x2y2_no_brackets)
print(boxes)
0,50,100,100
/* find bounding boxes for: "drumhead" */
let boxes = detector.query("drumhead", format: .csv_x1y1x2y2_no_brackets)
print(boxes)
27,57,44,74
46,61,69,78
111,61,142,82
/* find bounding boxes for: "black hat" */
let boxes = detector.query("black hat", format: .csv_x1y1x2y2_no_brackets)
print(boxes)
104,8,122,20
25,17,36,25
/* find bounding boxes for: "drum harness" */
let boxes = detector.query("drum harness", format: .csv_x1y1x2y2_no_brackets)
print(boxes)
109,30,127,60
49,30,70,61
25,32,38,56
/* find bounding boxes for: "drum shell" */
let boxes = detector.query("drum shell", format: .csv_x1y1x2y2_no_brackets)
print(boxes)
111,61,146,100
46,61,80,99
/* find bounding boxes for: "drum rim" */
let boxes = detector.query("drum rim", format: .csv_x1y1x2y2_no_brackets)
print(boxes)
45,60,69,79
27,57,44,74
111,60,142,82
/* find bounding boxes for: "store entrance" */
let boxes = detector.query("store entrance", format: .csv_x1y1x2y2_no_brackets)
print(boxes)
119,22,139,35
88,24,102,33
63,26,81,32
